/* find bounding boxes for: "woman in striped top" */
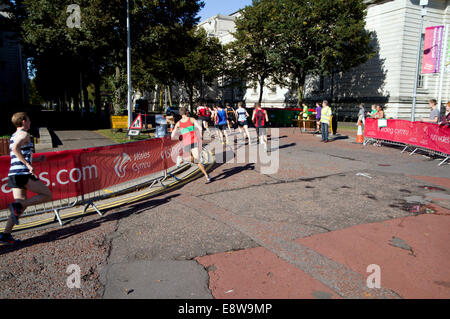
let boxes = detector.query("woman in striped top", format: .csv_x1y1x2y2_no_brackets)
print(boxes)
0,112,52,245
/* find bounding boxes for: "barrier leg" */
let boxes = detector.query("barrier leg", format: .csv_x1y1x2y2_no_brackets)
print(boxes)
438,157,449,166
409,148,418,156
401,145,410,153
83,201,102,216
54,209,63,226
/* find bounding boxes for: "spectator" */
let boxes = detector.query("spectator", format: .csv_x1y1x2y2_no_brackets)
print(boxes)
439,102,450,126
367,104,377,118
373,105,385,119
320,100,332,143
300,102,309,132
420,99,440,124
315,102,322,132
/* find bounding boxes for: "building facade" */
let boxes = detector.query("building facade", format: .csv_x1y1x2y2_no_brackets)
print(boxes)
198,0,450,120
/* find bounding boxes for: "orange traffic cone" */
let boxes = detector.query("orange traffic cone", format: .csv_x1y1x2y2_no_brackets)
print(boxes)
356,120,364,144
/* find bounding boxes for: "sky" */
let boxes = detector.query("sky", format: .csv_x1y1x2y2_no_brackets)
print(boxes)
197,0,253,22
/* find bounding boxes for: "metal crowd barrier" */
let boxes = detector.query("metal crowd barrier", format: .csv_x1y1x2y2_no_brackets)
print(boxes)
0,161,192,226
364,137,449,166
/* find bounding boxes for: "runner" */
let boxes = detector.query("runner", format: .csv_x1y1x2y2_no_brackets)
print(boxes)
252,102,269,151
171,107,210,182
235,101,252,144
215,104,229,144
211,104,219,138
226,103,236,133
196,102,211,138
0,112,52,245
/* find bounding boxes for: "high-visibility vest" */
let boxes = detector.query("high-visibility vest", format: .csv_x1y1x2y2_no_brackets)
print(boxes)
321,107,331,124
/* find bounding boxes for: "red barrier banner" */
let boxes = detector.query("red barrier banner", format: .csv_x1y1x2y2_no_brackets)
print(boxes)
364,118,450,155
0,136,182,210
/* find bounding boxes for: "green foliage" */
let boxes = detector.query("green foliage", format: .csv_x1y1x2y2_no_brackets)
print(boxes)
178,27,224,109
228,0,283,103
229,0,374,103
11,0,206,114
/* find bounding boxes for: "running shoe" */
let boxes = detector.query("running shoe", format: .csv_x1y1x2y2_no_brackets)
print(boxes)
8,202,22,225
0,233,21,245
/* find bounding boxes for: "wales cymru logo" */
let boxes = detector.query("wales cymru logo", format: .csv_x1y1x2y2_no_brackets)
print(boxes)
113,153,131,178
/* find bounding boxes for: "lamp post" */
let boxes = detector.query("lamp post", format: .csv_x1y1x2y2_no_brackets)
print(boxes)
127,0,132,128
411,0,428,121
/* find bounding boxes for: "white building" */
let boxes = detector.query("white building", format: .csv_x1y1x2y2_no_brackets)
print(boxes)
198,0,450,120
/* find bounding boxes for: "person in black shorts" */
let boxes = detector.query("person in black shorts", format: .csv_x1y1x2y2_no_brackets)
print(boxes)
235,101,252,144
225,103,236,132
196,103,212,138
252,103,269,151
215,104,229,144
0,112,52,245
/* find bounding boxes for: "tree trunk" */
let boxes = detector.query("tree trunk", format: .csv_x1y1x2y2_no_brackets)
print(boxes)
297,75,306,105
330,72,334,104
83,85,90,113
258,78,265,105
187,84,194,113
113,66,122,115
94,75,101,116
73,92,80,112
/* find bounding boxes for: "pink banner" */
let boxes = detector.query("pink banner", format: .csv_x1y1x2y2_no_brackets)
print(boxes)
0,136,183,210
364,118,450,155
422,25,445,74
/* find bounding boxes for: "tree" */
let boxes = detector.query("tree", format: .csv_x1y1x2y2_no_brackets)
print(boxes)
12,0,206,115
228,0,282,104
178,27,224,111
273,0,374,102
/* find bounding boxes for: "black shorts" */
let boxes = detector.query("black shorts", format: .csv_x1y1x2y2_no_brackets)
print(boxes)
255,127,267,137
198,116,209,122
7,174,38,189
218,124,227,131
238,120,248,127
184,143,199,153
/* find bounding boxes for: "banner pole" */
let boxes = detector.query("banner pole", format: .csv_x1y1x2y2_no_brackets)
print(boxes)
437,24,449,113
411,6,426,121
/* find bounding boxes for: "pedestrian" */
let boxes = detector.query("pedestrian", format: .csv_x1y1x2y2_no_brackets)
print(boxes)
367,104,377,118
315,102,322,133
252,102,269,151
357,103,365,125
235,101,252,144
420,99,440,124
171,107,210,182
215,104,229,144
320,100,332,143
0,112,52,245
439,102,450,126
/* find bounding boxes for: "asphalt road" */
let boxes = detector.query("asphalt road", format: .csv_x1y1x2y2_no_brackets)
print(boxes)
1,127,449,299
